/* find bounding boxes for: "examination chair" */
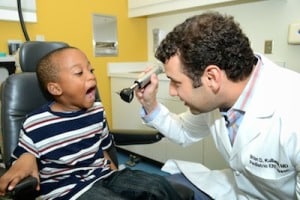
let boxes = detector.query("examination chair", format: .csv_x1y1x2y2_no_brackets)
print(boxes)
0,41,193,200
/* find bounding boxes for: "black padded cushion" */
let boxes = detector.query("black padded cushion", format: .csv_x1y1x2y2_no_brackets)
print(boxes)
19,41,68,72
1,74,51,168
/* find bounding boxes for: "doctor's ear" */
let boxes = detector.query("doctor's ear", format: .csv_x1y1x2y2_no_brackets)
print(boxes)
203,65,222,92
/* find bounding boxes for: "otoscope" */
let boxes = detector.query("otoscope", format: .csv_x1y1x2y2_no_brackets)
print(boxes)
118,65,164,103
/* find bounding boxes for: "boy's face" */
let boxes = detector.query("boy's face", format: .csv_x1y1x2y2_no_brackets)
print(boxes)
49,48,97,111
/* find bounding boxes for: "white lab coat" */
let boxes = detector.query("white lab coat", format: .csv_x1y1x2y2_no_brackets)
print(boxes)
144,54,300,199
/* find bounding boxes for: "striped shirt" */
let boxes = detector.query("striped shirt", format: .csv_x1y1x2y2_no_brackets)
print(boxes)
12,101,114,200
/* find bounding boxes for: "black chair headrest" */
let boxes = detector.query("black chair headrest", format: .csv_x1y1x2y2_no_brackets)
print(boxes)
19,41,69,72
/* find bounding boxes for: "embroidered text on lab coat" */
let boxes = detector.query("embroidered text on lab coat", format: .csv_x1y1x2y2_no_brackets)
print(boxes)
249,154,289,173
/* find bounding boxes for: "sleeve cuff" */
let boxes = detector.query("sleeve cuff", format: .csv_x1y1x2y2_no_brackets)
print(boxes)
140,104,161,123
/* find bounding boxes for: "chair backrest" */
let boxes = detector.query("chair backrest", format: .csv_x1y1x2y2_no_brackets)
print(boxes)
0,41,68,168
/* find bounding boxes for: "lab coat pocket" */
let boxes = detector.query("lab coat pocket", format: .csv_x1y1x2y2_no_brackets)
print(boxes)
242,166,295,199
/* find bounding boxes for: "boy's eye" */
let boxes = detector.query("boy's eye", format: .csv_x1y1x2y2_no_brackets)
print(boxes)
90,68,95,73
75,71,83,75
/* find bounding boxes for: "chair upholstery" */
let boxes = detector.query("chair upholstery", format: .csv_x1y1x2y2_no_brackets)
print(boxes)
19,41,69,72
1,73,49,168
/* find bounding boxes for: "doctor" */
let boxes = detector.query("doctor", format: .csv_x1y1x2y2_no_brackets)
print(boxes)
135,11,300,199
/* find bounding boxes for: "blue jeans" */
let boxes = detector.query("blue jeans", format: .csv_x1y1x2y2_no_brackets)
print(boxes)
165,173,213,200
77,168,183,200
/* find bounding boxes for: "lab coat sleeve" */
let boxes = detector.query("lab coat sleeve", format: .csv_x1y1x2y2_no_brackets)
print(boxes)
142,103,210,146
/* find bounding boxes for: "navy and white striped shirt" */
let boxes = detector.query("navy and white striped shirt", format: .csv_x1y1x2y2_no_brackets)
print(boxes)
12,101,114,200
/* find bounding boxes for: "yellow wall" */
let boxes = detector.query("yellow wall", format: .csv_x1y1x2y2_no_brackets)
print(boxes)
0,0,147,126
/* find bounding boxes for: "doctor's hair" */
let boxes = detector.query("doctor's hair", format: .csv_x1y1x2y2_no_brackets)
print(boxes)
155,11,257,88
36,46,78,93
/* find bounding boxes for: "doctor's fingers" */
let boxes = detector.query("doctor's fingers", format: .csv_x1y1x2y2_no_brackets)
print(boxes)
142,74,159,94
135,88,147,105
135,76,158,97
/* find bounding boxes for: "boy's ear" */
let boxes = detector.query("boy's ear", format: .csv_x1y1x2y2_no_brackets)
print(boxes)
47,82,62,96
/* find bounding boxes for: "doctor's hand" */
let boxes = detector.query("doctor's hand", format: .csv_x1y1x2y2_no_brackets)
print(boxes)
135,68,159,114
0,153,40,196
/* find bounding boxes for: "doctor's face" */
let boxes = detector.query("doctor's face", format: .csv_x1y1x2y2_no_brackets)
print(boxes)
164,55,218,114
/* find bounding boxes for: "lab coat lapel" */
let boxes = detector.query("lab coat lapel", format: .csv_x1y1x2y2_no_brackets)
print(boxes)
230,72,276,157
208,110,232,158
232,117,259,153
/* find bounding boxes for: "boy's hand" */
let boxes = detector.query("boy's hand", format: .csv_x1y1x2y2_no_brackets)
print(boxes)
0,153,40,196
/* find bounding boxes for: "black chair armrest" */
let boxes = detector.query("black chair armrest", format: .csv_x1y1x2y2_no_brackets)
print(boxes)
0,174,38,200
10,176,38,198
110,129,164,146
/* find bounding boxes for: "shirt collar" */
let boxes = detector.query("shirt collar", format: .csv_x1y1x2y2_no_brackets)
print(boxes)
231,55,262,113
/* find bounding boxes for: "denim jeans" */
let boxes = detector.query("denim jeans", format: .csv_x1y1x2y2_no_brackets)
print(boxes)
165,173,213,200
77,168,183,200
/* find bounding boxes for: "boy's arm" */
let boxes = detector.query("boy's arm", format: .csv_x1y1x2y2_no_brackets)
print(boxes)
0,153,40,196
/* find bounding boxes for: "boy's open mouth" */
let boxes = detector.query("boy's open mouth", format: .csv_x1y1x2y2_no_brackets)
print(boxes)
86,86,96,99
86,86,95,94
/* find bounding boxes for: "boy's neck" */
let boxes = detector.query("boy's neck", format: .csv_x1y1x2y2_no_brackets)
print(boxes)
49,101,82,113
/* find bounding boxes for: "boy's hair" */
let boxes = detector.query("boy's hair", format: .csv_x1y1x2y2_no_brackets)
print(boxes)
36,46,77,93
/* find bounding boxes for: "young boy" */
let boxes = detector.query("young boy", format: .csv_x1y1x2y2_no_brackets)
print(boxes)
0,47,185,200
